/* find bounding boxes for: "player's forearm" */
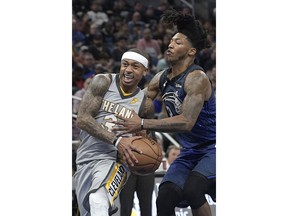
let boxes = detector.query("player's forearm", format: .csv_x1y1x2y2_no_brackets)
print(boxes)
142,115,194,133
76,116,117,144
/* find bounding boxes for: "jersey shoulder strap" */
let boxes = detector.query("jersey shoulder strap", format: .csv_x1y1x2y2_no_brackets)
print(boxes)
159,69,169,92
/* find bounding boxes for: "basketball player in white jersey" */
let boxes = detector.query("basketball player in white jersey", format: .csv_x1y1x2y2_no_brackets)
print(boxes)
73,48,154,216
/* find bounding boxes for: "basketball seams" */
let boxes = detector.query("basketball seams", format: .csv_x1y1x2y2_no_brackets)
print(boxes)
136,138,162,156
132,150,162,164
128,137,163,175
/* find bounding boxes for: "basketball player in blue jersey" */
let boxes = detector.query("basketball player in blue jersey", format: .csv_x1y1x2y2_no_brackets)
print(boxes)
113,9,216,216
73,48,154,216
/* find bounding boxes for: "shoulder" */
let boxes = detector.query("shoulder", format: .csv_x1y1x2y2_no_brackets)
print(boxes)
89,74,112,94
149,70,166,88
154,70,166,80
184,70,211,96
91,74,111,84
185,70,209,84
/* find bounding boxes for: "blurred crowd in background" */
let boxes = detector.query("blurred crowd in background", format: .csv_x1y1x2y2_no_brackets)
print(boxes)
72,0,216,96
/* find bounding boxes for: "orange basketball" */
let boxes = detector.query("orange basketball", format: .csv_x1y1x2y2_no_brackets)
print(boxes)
128,137,163,176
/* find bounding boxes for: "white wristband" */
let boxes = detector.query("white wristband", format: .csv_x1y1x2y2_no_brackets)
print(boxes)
115,137,122,148
141,118,144,130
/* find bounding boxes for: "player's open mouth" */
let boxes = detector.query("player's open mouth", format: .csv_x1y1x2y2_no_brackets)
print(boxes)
123,74,134,83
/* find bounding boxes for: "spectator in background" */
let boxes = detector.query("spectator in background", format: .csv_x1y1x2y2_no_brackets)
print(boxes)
181,6,194,16
159,34,173,55
86,0,109,28
111,0,131,19
166,145,181,167
156,49,170,72
88,32,114,72
72,66,85,93
72,17,86,49
73,45,88,70
155,1,171,15
142,5,158,32
100,20,116,53
157,144,181,172
73,77,92,115
72,50,95,91
127,11,146,43
203,44,216,71
113,16,125,35
137,28,162,67
77,12,92,38
85,23,99,45
72,77,93,143
114,22,131,46
81,52,96,79
154,22,175,51
111,35,129,72
132,1,145,17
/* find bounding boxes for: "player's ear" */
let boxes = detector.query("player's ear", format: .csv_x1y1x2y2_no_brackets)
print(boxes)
189,47,197,56
143,67,148,76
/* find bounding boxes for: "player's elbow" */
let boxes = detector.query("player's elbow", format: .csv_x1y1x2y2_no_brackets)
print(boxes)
179,116,195,132
76,115,86,130
184,122,194,132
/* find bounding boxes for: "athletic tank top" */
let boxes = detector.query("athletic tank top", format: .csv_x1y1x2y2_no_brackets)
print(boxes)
76,74,146,164
159,64,216,149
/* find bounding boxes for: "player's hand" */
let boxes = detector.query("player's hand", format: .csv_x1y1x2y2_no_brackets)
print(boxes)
116,136,143,167
111,110,142,136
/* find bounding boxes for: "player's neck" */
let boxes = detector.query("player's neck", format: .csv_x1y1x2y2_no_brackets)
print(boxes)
170,59,194,78
120,85,134,96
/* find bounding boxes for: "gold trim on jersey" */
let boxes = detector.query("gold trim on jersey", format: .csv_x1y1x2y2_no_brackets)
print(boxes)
129,98,140,104
120,86,133,96
105,163,128,205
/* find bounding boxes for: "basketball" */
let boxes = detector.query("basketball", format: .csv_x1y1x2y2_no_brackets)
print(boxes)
128,137,163,176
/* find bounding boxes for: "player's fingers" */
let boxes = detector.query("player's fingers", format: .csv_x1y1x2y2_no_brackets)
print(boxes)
112,131,133,138
114,109,137,121
111,126,126,131
118,149,130,166
130,136,142,141
126,136,142,153
110,120,125,126
120,154,127,165
114,113,126,121
129,145,142,154
123,149,138,166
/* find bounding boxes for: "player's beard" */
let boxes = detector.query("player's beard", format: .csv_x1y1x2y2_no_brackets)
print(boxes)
169,52,188,66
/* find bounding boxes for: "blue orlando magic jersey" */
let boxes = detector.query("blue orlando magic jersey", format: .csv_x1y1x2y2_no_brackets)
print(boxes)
159,64,216,149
